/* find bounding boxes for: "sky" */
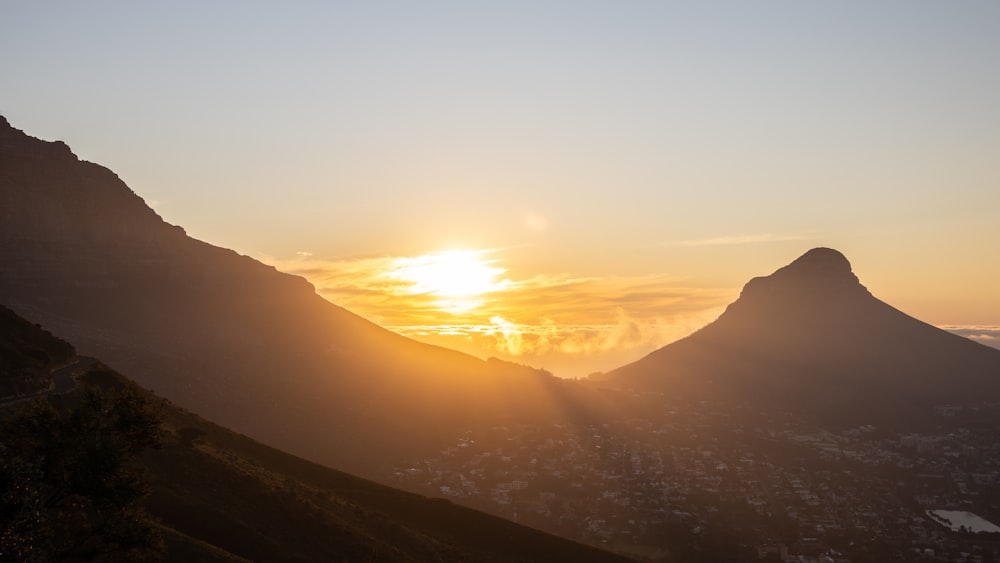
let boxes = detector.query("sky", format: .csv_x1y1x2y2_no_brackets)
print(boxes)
3,2,999,376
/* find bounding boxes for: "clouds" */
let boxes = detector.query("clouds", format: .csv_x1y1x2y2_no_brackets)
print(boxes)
940,325,1000,350
266,251,1000,376
667,233,808,247
267,251,737,376
385,307,726,378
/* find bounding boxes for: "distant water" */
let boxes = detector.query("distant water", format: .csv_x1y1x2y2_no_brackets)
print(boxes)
927,510,1000,533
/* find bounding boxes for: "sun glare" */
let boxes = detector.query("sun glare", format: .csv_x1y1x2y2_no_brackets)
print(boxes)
387,251,510,314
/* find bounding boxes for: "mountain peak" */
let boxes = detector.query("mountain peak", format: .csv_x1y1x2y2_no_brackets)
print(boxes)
770,247,857,285
609,247,1000,424
782,247,852,276
739,247,865,302
0,115,77,162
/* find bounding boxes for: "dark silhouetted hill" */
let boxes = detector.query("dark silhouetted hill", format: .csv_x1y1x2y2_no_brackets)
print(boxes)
0,306,633,563
606,248,1000,426
0,303,74,398
0,116,612,472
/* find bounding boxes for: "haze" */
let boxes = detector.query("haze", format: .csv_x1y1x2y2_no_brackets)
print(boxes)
3,2,999,376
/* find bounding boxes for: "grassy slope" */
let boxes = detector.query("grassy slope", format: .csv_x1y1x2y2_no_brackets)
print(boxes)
156,524,252,563
77,367,634,563
0,309,623,562
1,307,635,562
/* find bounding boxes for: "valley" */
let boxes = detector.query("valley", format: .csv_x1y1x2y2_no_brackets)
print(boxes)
386,395,1000,561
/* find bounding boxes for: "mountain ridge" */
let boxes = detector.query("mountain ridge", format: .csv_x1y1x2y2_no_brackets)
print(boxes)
0,115,612,473
607,247,1000,425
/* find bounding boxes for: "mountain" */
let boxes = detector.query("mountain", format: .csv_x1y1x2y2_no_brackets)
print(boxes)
0,305,632,562
0,115,611,473
606,247,1000,425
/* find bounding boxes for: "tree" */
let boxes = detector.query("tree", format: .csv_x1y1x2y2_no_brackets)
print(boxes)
0,384,163,561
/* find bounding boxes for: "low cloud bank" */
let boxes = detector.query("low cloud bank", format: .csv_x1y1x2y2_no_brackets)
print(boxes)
941,325,1000,350
266,253,736,377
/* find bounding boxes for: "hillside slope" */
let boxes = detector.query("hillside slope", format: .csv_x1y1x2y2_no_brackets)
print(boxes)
0,115,611,472
0,303,74,399
607,248,1000,425
0,306,634,563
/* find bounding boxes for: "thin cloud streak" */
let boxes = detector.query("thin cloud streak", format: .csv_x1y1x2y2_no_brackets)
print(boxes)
667,233,808,247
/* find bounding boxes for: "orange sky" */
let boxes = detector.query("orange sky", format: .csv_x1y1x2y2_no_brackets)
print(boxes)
270,246,1000,377
4,3,999,375
270,250,734,377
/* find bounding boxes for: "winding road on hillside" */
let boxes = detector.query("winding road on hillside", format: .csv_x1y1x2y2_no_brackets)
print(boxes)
0,356,96,405
52,356,95,394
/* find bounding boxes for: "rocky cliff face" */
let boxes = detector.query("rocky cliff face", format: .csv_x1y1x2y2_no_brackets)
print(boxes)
0,116,180,245
0,115,323,367
0,116,311,292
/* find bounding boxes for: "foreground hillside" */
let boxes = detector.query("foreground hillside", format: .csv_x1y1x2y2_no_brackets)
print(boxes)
0,115,614,474
0,306,634,562
118,368,634,562
0,304,74,398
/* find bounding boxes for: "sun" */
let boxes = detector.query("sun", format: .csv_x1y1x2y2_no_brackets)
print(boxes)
387,250,510,313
